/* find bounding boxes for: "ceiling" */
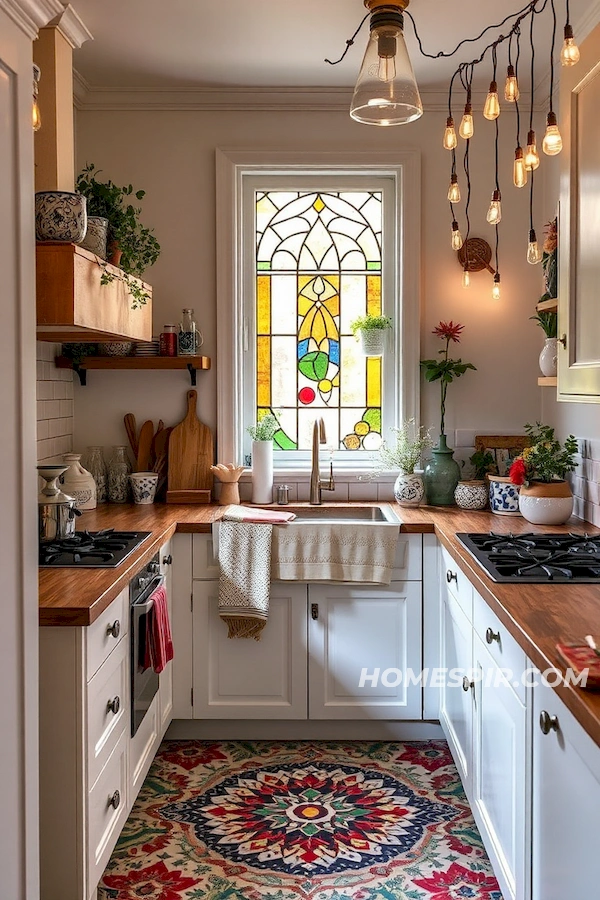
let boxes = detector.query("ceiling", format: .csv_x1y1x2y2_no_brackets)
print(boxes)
71,0,589,92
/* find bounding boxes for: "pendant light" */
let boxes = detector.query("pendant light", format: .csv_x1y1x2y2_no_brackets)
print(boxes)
32,63,41,132
443,116,458,150
447,174,461,203
504,65,520,102
350,0,423,126
483,81,500,120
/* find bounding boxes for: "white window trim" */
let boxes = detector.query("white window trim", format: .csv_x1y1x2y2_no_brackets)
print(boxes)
215,149,421,476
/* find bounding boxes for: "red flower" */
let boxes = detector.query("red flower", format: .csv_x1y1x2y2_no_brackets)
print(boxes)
159,741,227,771
433,321,464,342
397,742,452,772
102,861,198,900
509,457,527,485
414,861,501,898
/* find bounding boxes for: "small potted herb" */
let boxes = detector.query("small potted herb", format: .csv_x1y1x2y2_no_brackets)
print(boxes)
509,422,578,524
454,449,495,510
530,311,558,377
374,419,433,507
247,413,280,504
350,315,392,357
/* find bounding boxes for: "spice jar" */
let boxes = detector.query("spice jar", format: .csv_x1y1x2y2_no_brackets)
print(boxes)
178,308,203,357
160,324,178,357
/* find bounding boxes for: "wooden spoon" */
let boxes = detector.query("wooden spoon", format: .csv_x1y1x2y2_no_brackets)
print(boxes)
123,413,138,457
136,420,154,472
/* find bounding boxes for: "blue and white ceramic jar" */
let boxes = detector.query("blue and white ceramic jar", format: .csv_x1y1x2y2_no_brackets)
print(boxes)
488,475,522,516
130,472,159,505
35,191,87,243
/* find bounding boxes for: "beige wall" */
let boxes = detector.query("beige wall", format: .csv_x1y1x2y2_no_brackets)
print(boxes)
74,106,546,460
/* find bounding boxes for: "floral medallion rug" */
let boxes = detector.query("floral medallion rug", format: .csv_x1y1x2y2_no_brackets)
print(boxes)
99,740,502,900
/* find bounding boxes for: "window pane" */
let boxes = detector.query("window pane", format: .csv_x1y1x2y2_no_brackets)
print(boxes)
256,191,382,452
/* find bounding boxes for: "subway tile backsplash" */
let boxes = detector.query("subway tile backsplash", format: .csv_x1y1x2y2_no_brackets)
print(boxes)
36,342,73,463
569,441,600,526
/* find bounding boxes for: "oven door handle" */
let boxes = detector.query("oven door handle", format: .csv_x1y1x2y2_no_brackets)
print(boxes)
133,596,155,615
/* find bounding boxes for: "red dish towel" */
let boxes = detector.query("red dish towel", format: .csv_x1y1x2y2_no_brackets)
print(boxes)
144,585,173,674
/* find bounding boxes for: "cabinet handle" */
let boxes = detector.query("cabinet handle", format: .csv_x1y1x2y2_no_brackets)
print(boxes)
558,334,567,349
462,676,474,692
108,790,121,810
446,570,458,584
486,627,501,645
106,620,120,639
162,554,173,565
311,603,319,621
539,710,559,735
107,696,120,715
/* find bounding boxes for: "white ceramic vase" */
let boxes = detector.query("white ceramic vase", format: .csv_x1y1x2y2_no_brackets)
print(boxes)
251,440,273,504
518,480,574,525
539,337,558,377
62,452,97,510
394,472,425,507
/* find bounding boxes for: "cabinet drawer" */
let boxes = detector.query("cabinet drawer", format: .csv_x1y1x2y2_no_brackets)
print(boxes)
87,728,128,895
391,534,422,580
192,533,220,580
473,590,527,703
441,546,473,620
86,587,128,681
87,639,129,788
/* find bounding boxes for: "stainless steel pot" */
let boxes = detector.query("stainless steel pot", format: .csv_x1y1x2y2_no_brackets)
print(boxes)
39,500,82,543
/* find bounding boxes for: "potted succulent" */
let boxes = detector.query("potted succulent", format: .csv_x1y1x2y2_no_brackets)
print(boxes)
350,314,392,357
75,164,161,308
530,310,558,377
455,449,495,510
247,412,280,504
374,419,434,507
509,422,578,524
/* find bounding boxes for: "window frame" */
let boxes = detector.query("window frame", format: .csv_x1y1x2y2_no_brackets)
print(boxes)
216,149,421,474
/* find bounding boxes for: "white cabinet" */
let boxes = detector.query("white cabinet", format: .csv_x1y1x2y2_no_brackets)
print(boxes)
192,581,308,719
531,677,600,899
308,582,422,720
159,539,174,731
440,587,473,793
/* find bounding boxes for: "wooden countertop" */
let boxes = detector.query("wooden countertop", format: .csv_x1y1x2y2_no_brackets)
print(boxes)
38,501,600,747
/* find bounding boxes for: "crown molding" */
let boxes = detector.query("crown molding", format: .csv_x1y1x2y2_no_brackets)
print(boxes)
0,0,63,38
49,2,93,48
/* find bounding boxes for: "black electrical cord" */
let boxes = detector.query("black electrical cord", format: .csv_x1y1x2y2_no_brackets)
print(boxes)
529,11,536,129
324,12,370,66
549,0,557,112
515,27,523,146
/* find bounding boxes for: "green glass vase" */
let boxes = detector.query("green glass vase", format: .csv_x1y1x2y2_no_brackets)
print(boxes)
424,434,461,506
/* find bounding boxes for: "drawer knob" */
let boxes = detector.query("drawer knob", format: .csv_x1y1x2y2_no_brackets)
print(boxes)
107,696,120,715
106,620,120,639
162,554,173,565
462,676,474,692
486,627,501,645
540,710,559,735
108,790,121,810
446,570,458,584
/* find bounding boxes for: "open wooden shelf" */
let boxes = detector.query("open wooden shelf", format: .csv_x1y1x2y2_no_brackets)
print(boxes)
55,355,211,386
538,376,557,387
536,298,558,313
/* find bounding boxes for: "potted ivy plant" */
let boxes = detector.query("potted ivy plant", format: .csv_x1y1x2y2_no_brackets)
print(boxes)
350,314,392,357
75,164,161,308
247,412,280,504
454,449,495,510
509,422,578,524
374,419,433,507
530,310,558,377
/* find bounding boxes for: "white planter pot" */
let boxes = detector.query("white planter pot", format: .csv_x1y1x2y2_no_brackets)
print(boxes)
518,481,574,525
539,337,558,377
61,453,96,510
394,472,425,507
251,440,273,504
359,329,387,357
487,475,522,516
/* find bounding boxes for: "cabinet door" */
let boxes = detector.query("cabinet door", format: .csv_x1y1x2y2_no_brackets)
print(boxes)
532,678,600,900
472,637,528,900
308,582,422,720
440,588,473,793
192,581,308,719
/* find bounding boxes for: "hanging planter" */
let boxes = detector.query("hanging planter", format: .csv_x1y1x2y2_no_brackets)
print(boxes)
350,315,392,357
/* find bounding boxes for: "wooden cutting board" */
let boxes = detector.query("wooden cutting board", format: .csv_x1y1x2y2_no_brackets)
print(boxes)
167,389,213,496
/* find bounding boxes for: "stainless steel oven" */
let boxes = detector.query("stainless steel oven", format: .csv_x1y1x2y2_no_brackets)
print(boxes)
130,554,163,737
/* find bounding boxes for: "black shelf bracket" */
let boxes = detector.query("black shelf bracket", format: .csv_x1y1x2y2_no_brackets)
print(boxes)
186,363,197,386
73,363,87,386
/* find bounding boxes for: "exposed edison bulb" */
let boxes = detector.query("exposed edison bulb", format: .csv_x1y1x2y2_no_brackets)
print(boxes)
504,65,520,102
543,112,563,156
462,268,471,289
561,24,580,66
443,116,458,150
459,103,474,140
447,174,461,203
513,146,528,188
492,273,501,301
32,96,41,131
451,220,463,251
527,228,542,265
486,190,502,224
483,81,500,120
376,32,397,83
525,130,540,170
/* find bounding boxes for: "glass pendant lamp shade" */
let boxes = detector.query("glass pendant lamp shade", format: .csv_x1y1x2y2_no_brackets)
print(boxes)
350,7,423,125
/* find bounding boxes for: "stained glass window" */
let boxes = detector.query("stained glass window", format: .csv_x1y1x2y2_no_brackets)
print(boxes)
255,191,383,453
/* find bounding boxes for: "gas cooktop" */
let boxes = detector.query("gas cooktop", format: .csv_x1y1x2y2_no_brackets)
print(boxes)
457,532,600,583
39,530,151,568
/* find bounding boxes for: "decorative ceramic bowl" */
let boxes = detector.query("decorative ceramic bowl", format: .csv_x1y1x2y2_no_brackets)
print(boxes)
78,215,108,258
488,475,521,516
98,342,134,357
35,191,87,242
129,472,159,505
454,480,489,510
518,480,574,525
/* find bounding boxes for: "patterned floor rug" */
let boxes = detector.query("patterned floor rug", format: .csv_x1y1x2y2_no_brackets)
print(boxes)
99,740,503,900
